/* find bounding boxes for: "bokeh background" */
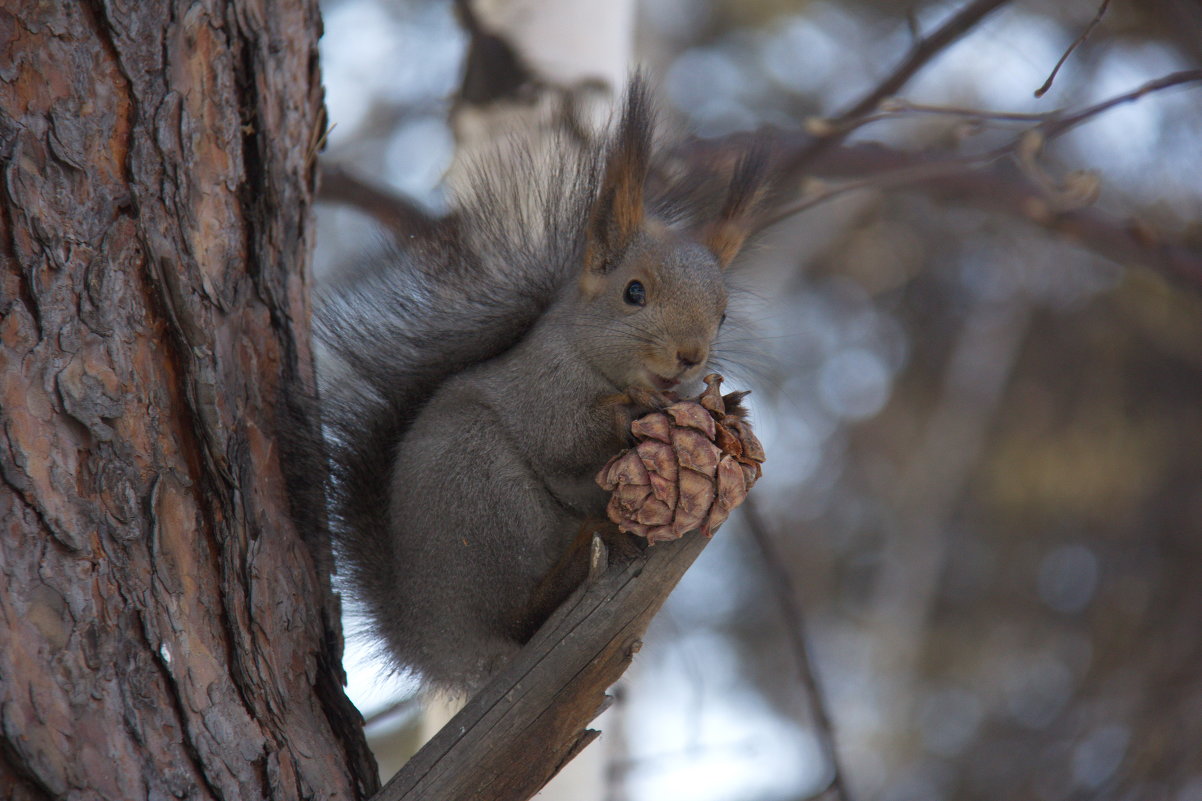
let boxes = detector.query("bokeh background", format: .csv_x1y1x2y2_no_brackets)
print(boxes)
313,1,1202,800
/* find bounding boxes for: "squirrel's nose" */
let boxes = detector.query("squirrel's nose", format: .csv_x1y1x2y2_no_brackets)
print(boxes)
676,348,705,369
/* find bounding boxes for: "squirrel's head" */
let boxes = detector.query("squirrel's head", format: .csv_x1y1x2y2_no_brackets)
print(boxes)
574,78,769,394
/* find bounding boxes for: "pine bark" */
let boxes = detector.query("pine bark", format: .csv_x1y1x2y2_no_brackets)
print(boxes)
0,2,377,799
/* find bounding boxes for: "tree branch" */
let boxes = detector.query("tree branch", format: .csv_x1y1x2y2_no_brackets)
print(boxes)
319,163,443,237
778,0,1013,178
1034,0,1112,98
752,71,1202,290
835,0,1013,123
789,140,1202,288
1037,69,1202,140
373,531,712,801
743,499,854,801
773,69,1202,212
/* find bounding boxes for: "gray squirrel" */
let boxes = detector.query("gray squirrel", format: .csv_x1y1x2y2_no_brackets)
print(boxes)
315,80,769,694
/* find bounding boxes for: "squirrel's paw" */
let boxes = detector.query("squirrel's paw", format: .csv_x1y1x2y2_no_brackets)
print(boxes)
602,387,677,443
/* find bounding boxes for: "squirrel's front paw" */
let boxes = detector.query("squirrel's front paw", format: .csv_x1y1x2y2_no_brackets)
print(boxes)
624,385,676,410
602,387,676,442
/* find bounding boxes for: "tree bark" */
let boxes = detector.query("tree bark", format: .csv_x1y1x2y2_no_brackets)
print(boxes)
0,2,377,799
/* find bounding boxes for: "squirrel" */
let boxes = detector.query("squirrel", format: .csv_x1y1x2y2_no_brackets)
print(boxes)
314,79,769,694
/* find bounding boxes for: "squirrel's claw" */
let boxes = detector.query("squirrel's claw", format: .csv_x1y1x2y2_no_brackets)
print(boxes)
602,387,675,443
587,534,609,583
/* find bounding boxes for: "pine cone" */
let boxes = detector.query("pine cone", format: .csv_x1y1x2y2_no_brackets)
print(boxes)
596,374,765,543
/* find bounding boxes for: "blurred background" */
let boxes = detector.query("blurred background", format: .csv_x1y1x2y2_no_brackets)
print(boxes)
313,1,1202,799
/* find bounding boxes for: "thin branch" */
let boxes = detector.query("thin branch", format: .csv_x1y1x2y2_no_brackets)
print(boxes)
742,498,854,801
319,163,443,237
1038,69,1202,139
603,684,630,801
805,142,1202,289
762,70,1202,242
778,0,1013,178
760,154,994,229
835,0,1013,124
1034,0,1112,98
802,97,1057,152
676,70,1202,289
362,695,422,730
875,99,1053,123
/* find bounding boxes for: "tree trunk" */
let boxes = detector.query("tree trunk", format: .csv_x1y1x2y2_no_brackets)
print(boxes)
0,2,377,799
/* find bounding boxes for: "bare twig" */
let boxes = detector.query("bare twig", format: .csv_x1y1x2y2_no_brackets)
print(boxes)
778,0,1013,178
765,0,1202,264
603,684,630,801
319,163,443,237
306,115,334,172
1038,69,1202,139
362,695,422,730
787,67,1202,166
873,99,1052,123
677,69,1202,288
742,498,854,801
1034,0,1112,98
762,70,1202,238
835,0,1013,124
802,96,1061,153
759,156,993,229
799,141,1202,288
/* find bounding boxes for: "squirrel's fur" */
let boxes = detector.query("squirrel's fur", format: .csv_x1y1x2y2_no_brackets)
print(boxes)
316,80,768,693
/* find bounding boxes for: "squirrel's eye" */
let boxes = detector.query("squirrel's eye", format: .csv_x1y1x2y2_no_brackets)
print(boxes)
720,312,728,327
623,280,646,307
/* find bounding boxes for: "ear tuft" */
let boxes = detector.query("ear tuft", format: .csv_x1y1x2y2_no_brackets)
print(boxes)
585,76,654,272
705,144,772,268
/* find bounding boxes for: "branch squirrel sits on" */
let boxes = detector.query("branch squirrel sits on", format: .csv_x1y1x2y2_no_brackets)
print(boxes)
315,79,769,694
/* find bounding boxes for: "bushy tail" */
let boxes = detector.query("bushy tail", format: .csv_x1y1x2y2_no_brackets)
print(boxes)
315,132,604,647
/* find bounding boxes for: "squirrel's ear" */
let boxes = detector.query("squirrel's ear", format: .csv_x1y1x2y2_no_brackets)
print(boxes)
704,145,772,269
585,79,653,274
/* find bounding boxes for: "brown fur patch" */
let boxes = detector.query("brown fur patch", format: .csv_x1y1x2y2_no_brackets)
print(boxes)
704,146,771,268
585,78,653,273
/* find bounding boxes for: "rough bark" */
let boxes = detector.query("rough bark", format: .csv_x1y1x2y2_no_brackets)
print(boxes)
0,2,377,799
